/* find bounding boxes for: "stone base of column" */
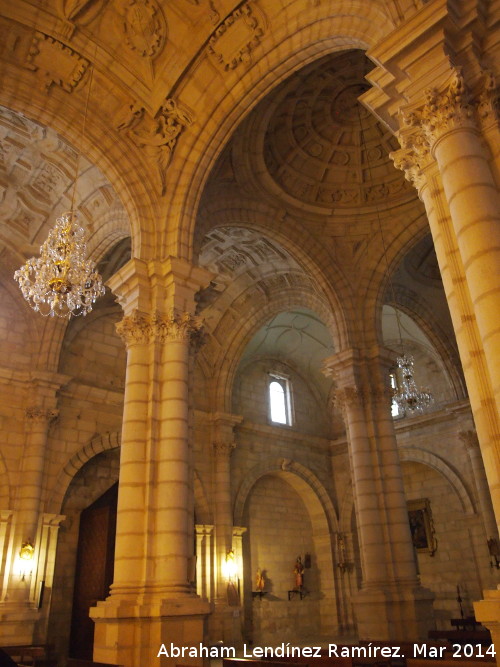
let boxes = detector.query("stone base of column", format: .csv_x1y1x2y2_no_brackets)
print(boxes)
208,603,243,647
0,605,39,644
90,596,211,667
473,588,500,665
353,584,435,641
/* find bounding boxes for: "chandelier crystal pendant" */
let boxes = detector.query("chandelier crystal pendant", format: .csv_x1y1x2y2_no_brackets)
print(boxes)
14,211,105,318
393,353,434,416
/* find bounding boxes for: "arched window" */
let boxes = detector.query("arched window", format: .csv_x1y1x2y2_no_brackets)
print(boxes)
269,374,293,425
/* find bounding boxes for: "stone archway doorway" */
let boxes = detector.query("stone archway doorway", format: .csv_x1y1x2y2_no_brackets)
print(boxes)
69,483,118,660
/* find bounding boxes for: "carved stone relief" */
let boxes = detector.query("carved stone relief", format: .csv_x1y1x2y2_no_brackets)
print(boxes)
114,0,167,59
207,1,266,71
116,97,193,195
25,32,89,92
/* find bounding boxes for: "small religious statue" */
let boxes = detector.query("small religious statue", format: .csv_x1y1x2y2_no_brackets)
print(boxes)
255,568,265,592
294,556,305,590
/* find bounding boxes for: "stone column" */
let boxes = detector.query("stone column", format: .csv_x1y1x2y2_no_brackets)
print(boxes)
0,376,61,645
323,348,434,641
460,430,499,546
209,413,242,644
420,71,500,408
391,71,500,532
195,524,213,600
90,258,212,667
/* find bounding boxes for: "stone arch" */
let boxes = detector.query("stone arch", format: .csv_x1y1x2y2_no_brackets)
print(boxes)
202,293,339,414
338,447,475,528
47,431,121,514
386,286,465,400
399,447,475,514
0,85,150,261
234,458,338,532
166,4,397,257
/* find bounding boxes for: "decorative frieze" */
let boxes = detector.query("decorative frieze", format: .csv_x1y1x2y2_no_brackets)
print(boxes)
25,32,89,92
116,97,193,195
207,1,266,71
25,407,59,424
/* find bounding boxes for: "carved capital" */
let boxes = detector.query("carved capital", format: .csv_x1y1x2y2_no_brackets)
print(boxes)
116,311,152,346
459,429,480,452
335,386,364,413
213,440,236,457
419,69,476,145
116,310,204,347
477,70,500,126
160,311,204,345
25,407,59,424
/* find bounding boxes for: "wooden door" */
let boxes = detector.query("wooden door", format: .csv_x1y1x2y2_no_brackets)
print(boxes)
69,483,117,660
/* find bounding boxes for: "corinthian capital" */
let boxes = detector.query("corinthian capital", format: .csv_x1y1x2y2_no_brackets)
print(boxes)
116,310,205,347
335,386,364,413
213,440,236,457
420,68,476,145
159,311,204,345
116,311,152,347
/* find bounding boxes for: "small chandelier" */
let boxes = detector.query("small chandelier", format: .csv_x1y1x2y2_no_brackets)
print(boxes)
393,353,434,416
14,211,104,318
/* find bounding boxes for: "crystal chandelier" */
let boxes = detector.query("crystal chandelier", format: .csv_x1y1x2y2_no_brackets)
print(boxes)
14,211,105,318
14,59,104,318
393,353,434,416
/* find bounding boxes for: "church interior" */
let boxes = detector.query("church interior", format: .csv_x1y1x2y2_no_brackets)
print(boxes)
0,0,499,665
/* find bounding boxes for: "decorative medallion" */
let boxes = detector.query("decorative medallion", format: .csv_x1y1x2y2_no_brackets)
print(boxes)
114,0,166,59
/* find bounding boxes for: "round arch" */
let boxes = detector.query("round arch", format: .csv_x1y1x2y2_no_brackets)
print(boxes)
202,289,339,414
164,3,398,257
399,447,475,514
234,457,338,532
47,431,121,514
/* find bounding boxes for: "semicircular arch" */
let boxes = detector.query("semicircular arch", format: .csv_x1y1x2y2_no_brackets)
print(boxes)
47,431,121,514
233,457,338,533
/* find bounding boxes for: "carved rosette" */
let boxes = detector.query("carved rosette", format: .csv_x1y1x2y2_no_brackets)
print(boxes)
213,440,236,458
25,407,59,424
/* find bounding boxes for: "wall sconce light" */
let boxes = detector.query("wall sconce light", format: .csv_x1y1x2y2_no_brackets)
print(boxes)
223,549,237,581
17,540,35,580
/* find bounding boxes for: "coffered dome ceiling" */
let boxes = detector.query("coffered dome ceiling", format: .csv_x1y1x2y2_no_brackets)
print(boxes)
235,49,413,214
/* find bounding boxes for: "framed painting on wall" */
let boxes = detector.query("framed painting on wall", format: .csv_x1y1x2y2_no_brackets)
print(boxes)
407,498,437,556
